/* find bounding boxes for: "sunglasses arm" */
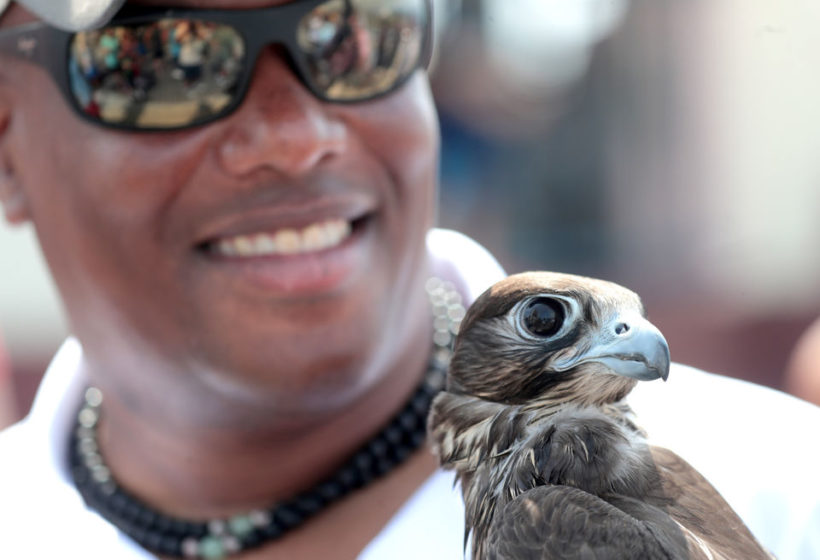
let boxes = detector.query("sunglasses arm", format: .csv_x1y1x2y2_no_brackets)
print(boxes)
0,23,63,69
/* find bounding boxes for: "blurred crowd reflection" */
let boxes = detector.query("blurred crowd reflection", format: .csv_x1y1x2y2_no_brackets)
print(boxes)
69,20,245,127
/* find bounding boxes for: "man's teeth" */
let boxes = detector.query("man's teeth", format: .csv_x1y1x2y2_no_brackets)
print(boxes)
215,219,353,257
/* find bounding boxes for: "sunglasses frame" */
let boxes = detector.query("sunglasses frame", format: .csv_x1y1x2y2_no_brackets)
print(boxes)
0,0,433,132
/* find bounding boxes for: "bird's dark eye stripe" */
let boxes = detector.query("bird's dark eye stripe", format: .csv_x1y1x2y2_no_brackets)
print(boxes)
521,297,565,338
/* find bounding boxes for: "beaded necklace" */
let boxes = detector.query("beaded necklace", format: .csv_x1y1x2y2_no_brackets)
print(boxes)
70,278,465,559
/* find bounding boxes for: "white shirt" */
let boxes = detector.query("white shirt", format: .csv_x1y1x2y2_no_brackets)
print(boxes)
2,229,819,559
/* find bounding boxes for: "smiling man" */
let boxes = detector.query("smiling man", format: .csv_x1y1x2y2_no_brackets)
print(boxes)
0,1,492,557
0,1,819,559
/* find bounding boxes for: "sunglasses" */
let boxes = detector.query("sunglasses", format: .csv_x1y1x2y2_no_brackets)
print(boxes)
0,0,432,131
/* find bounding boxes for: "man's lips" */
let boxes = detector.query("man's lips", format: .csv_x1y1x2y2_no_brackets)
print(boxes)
195,214,376,297
193,191,375,254
187,189,380,295
206,218,354,258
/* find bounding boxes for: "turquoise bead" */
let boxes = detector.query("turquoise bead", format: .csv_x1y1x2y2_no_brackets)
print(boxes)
199,536,225,560
228,515,254,537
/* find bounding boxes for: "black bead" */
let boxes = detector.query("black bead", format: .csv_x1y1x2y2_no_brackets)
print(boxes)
367,438,389,458
137,507,158,528
354,451,374,473
155,514,175,534
71,465,89,486
109,492,129,515
317,481,343,502
170,518,190,536
374,458,393,476
394,445,411,463
400,410,420,431
410,430,426,448
295,496,323,515
88,479,112,501
143,531,164,551
187,521,208,538
410,394,429,415
243,530,263,548
274,506,303,529
357,468,376,487
121,501,142,522
129,526,149,545
337,467,362,490
260,523,282,539
160,536,181,555
384,426,403,445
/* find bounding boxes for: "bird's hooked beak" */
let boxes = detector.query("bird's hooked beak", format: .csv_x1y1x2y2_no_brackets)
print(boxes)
556,312,671,381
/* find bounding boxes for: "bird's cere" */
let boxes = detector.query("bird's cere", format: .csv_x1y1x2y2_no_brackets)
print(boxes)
213,219,352,257
554,311,671,381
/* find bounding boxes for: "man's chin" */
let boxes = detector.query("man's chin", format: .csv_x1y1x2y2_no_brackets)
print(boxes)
193,356,379,421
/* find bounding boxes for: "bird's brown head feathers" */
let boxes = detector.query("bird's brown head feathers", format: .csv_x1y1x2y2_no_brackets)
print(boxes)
448,271,670,407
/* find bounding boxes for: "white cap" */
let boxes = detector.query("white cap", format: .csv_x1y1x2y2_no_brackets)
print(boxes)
0,0,127,31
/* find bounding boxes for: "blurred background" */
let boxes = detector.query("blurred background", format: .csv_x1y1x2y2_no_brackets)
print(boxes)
2,0,820,427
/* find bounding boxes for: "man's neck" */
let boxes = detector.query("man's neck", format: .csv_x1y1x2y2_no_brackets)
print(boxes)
92,319,434,520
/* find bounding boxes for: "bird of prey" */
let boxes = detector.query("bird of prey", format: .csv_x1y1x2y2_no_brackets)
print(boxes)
428,272,772,560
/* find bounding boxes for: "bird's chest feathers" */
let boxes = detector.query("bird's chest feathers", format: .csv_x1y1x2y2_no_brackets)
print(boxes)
448,402,654,530
430,393,655,528
496,406,649,497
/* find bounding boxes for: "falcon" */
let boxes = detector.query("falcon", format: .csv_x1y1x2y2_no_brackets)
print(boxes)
428,272,772,560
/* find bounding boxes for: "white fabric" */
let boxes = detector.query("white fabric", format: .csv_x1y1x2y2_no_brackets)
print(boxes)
1,0,127,31
2,229,819,559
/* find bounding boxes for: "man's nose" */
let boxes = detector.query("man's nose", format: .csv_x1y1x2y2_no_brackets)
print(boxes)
216,49,348,178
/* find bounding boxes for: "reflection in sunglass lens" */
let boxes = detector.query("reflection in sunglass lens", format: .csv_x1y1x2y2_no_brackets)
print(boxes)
297,0,427,101
69,20,245,129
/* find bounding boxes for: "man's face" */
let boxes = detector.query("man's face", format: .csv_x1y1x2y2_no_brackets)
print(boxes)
0,0,439,411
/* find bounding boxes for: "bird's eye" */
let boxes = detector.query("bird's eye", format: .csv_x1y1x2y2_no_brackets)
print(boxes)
521,297,565,337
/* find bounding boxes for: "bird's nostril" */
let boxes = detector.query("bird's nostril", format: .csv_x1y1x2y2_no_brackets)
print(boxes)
615,323,630,335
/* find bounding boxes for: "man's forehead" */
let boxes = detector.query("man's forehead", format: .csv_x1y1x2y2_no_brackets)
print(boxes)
132,0,295,7
0,3,35,27
1,0,299,31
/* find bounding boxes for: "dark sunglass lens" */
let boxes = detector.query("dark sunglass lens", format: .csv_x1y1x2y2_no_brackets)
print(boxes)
69,20,246,129
297,0,427,101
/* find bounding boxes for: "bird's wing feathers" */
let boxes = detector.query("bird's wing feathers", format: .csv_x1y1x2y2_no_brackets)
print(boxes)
648,446,775,560
483,444,775,560
486,485,691,560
